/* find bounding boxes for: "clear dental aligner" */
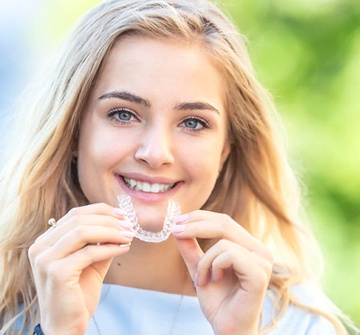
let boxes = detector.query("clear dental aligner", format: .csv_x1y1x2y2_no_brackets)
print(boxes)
118,195,181,243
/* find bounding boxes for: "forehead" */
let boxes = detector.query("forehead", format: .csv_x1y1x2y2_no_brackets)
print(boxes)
90,35,227,108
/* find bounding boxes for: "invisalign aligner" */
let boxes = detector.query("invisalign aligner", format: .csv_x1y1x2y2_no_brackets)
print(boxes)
117,195,181,243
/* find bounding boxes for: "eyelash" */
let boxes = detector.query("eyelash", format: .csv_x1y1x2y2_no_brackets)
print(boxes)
107,108,139,124
106,108,212,132
180,116,212,132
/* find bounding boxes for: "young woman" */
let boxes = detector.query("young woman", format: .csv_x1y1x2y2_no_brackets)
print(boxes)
0,0,356,334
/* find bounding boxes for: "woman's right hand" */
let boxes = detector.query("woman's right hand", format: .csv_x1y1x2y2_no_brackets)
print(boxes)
28,203,134,335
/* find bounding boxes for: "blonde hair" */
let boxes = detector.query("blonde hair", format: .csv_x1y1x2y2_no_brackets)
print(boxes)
0,0,354,333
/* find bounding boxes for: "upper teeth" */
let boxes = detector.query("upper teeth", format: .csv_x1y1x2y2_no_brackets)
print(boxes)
123,177,175,193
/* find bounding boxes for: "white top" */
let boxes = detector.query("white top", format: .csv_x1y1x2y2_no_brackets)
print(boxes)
85,284,337,335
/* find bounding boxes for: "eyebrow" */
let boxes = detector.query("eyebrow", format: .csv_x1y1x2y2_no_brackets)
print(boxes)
174,101,219,114
98,91,151,107
98,90,219,114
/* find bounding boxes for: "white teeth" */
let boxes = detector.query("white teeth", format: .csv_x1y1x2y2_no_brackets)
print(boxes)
142,182,151,192
123,177,175,193
151,183,160,193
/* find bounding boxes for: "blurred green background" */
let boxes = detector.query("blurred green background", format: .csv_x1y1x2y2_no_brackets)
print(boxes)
5,0,360,328
218,0,360,327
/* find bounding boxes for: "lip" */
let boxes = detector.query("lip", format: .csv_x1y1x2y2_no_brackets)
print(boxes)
115,173,183,202
120,172,179,185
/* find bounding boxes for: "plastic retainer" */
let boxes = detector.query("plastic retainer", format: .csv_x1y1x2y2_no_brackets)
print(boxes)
117,195,181,243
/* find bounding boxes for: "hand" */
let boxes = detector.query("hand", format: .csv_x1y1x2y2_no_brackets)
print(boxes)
172,210,273,335
28,203,134,335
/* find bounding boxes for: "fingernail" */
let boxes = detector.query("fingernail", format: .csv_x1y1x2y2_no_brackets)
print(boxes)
119,242,132,248
119,220,132,229
113,208,126,216
171,224,186,234
175,214,189,224
120,231,135,238
194,273,199,288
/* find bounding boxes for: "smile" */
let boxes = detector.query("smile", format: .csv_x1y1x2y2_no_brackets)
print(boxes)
123,177,176,193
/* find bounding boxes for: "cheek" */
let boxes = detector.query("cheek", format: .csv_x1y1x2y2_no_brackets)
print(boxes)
76,125,125,189
78,134,112,171
181,140,224,190
78,120,128,167
188,138,225,171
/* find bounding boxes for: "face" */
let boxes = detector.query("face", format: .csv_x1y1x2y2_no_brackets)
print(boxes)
77,36,230,231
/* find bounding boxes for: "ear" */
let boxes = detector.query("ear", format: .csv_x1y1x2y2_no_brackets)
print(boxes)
219,140,231,173
72,141,79,158
71,147,79,164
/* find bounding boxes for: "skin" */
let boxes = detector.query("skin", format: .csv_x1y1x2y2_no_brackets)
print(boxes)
28,36,273,335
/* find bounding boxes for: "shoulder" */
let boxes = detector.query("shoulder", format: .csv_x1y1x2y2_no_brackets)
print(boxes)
261,283,338,334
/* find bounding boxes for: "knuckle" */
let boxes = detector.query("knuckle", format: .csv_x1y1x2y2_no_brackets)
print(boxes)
27,243,38,261
259,258,274,279
219,213,232,230
88,202,112,215
256,271,270,289
228,247,239,259
68,206,81,217
28,240,45,261
197,255,211,273
216,238,231,250
259,271,270,286
31,253,50,276
72,225,88,239
265,261,273,277
197,256,207,269
97,202,111,211
262,245,274,264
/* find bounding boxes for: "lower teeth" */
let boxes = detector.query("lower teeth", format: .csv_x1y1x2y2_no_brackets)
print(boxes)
117,195,181,243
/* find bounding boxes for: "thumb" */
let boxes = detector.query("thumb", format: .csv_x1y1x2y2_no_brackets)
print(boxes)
174,236,204,279
92,257,114,280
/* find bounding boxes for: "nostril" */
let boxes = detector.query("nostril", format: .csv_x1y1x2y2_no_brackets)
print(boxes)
134,141,174,167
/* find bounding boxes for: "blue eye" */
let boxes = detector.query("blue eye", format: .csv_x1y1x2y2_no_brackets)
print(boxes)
118,111,132,121
184,119,199,129
181,117,211,131
107,108,138,124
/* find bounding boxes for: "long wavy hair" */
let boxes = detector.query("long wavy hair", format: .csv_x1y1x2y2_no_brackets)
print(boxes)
0,0,353,334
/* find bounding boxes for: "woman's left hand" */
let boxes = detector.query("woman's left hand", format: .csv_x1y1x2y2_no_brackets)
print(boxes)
172,210,274,335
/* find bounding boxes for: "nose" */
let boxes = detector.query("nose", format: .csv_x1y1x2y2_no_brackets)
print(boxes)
134,125,175,168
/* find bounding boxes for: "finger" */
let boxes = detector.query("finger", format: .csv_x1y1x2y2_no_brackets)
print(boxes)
173,210,271,261
39,202,126,234
174,237,204,280
195,239,246,287
197,240,272,290
30,221,134,271
30,237,133,292
65,203,127,220
212,250,272,294
49,243,131,284
38,212,131,247
46,225,135,259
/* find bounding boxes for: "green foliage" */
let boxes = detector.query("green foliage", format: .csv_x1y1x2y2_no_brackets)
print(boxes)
220,0,360,325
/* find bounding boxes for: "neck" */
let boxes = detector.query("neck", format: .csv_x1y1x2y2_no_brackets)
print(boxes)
105,236,196,296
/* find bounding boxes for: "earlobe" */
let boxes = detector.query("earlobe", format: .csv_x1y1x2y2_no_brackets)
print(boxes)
72,142,79,158
72,149,78,164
